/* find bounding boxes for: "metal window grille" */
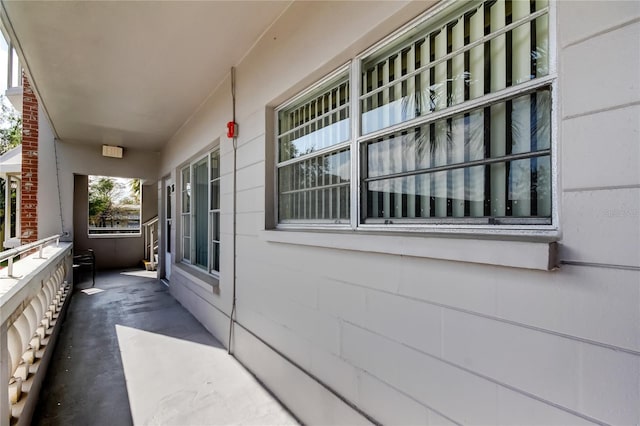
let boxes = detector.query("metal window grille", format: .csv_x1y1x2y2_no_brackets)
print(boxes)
360,0,551,224
276,70,352,224
275,0,553,228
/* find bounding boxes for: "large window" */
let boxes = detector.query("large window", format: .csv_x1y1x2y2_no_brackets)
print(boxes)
277,72,351,223
276,0,553,229
180,149,220,275
88,176,141,235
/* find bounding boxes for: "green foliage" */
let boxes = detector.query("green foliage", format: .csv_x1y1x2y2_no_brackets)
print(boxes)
88,176,141,231
89,177,117,227
130,178,140,203
0,96,21,155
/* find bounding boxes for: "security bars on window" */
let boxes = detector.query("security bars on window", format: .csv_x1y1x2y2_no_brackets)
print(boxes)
277,0,552,227
277,72,351,223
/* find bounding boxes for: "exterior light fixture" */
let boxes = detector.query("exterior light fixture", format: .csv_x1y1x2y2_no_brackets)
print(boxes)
102,145,123,158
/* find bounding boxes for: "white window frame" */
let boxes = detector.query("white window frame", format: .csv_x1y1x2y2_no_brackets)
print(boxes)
275,0,558,236
209,150,221,274
87,175,142,238
275,65,353,228
180,166,191,263
180,148,221,276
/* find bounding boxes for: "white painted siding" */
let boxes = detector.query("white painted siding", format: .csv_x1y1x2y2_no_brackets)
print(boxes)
37,104,160,246
37,105,60,238
159,1,640,424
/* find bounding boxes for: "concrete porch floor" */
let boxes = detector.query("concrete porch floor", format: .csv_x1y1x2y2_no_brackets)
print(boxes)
32,269,298,426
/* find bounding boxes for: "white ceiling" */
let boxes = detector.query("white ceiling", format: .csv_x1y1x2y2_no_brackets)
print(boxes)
1,0,291,151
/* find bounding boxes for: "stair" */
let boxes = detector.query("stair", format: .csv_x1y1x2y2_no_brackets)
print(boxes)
143,260,156,271
142,217,159,273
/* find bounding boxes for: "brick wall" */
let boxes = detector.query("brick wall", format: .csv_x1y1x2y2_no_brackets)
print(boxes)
21,72,38,243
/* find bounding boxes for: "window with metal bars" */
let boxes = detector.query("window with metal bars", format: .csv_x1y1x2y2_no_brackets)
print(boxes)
276,71,351,223
276,0,553,228
361,0,551,225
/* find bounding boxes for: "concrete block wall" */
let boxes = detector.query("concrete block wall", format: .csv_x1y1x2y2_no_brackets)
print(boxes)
558,1,640,269
160,1,640,424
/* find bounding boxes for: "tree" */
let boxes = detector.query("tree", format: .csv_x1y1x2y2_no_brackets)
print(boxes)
0,95,21,155
89,177,117,228
130,178,140,203
89,176,142,233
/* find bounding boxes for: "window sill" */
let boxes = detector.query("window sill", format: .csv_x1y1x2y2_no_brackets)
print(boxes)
87,232,142,239
173,263,220,294
260,229,559,271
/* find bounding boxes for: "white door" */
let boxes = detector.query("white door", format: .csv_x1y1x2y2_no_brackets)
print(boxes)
164,177,174,280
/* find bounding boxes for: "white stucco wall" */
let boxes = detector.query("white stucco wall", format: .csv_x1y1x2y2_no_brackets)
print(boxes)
53,141,158,242
37,104,60,239
159,1,640,424
37,113,160,264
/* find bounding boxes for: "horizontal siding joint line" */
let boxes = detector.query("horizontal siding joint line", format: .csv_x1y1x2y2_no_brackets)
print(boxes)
344,320,612,426
562,16,640,49
563,100,640,121
563,184,640,193
560,260,640,272
235,158,265,172
233,318,383,426
333,278,640,356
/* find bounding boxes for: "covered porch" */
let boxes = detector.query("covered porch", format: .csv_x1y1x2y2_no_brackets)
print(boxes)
1,240,297,425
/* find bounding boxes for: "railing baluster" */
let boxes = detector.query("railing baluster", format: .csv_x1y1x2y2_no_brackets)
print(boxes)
150,228,155,269
141,216,159,271
0,235,70,425
1,322,9,426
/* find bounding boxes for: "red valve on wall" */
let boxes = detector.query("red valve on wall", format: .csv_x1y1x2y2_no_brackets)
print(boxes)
227,121,238,138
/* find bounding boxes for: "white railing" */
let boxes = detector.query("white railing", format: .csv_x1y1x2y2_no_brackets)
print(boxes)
0,235,73,426
143,217,159,270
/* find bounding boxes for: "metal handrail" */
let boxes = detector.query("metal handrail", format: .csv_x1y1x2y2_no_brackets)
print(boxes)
0,235,61,277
